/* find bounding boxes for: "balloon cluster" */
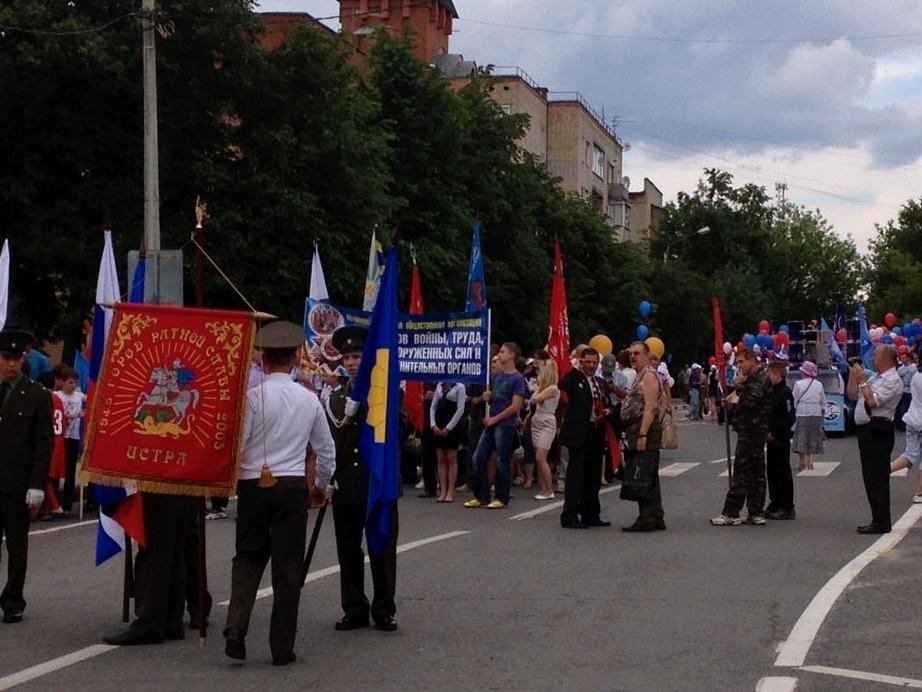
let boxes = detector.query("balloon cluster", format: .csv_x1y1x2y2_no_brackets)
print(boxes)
634,300,665,358
737,319,788,356
857,313,922,354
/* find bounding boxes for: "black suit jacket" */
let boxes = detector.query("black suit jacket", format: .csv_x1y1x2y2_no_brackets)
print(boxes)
558,369,604,448
0,377,53,495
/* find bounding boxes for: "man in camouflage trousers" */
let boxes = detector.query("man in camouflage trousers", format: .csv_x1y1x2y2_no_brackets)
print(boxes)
711,348,772,526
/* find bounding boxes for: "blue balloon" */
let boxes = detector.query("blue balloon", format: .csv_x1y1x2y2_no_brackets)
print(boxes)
779,325,789,334
638,301,652,319
893,326,902,336
904,322,913,335
882,334,893,344
636,324,650,340
665,353,673,364
745,334,757,348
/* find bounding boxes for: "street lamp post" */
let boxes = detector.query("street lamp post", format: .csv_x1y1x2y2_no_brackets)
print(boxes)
663,226,710,264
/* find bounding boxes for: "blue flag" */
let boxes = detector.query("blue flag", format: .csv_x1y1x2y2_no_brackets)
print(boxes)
821,317,847,371
129,254,146,303
856,302,875,369
350,247,401,555
465,222,487,312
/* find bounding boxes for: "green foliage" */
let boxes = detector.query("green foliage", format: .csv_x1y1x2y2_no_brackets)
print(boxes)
865,197,922,321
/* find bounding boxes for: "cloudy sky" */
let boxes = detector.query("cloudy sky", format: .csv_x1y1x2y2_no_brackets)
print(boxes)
256,0,922,250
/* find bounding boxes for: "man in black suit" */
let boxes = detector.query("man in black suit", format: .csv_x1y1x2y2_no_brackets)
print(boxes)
558,348,610,529
0,328,53,623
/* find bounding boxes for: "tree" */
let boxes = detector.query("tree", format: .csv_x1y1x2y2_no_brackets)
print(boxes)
866,197,922,321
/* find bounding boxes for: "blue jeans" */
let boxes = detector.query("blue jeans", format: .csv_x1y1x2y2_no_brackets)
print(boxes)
471,425,517,504
688,388,700,419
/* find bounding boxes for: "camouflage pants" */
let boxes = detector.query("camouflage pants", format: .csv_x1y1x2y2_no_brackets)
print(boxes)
722,434,767,518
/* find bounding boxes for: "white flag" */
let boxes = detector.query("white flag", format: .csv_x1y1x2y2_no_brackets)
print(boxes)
309,241,329,302
0,239,9,331
95,230,121,336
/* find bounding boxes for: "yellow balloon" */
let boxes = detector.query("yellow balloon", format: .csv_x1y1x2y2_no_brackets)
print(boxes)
589,334,613,356
645,336,665,358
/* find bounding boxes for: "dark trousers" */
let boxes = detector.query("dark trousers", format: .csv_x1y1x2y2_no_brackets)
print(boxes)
561,430,603,523
464,416,484,487
766,439,794,513
333,501,397,622
723,434,767,518
631,450,664,526
857,422,895,528
210,496,228,513
225,478,308,658
421,426,437,495
61,438,80,512
0,494,29,613
132,493,194,639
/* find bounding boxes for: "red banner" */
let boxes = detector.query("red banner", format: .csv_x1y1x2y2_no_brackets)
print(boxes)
81,303,255,496
546,240,572,376
712,295,726,386
405,263,425,432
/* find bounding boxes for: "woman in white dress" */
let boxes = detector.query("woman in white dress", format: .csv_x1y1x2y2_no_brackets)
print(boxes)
529,359,560,500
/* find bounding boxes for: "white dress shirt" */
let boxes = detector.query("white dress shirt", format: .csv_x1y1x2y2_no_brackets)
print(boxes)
239,372,336,487
901,371,922,430
853,366,903,425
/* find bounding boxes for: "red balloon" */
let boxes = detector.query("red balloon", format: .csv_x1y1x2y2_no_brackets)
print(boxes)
885,312,897,328
708,356,718,366
899,345,910,354
759,320,770,332
836,328,847,343
894,335,906,346
759,328,769,335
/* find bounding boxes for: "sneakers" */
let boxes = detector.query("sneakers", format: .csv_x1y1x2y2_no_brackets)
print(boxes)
455,484,471,493
710,514,742,526
913,494,922,504
206,511,228,520
414,479,425,490
742,514,766,526
463,499,483,509
534,493,556,500
486,500,505,509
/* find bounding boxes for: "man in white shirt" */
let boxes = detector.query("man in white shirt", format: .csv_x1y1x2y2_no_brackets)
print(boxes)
848,345,903,534
224,321,336,665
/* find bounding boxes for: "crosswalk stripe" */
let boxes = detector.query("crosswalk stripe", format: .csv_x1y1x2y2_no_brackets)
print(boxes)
891,468,909,477
659,462,700,477
797,462,840,477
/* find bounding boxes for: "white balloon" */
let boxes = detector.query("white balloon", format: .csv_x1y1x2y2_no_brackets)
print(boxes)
723,341,732,355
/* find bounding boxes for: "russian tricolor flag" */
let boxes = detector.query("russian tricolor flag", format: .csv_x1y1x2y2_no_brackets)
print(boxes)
92,232,145,565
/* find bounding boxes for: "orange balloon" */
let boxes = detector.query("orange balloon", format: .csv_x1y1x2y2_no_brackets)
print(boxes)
588,334,613,356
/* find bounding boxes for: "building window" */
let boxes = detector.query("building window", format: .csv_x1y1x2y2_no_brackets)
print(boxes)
499,104,512,115
584,141,591,167
608,162,617,185
592,145,605,179
612,202,626,228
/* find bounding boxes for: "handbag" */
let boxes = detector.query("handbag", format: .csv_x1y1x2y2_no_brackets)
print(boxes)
619,450,659,502
660,413,679,450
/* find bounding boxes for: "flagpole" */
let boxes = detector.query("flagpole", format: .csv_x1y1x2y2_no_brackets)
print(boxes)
193,198,209,646
122,533,134,622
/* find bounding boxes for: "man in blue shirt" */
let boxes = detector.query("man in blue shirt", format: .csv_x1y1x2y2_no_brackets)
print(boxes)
464,343,527,509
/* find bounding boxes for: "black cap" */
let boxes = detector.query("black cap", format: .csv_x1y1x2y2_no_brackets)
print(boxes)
0,328,34,356
254,321,306,350
332,326,367,355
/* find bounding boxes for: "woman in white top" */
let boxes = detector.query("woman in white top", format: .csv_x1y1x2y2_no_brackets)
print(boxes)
791,361,827,470
890,365,922,503
430,382,466,503
529,359,560,500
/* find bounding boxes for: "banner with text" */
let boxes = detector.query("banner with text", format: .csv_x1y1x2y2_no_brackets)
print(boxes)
303,299,489,383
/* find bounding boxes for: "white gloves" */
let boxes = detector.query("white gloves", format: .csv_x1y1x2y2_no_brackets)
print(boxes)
344,398,360,418
25,489,45,508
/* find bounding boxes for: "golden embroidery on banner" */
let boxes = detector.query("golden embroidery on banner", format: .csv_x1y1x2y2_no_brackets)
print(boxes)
135,414,196,439
205,321,244,375
111,313,158,358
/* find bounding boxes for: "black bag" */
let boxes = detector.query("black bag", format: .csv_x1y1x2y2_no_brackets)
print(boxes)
619,450,659,502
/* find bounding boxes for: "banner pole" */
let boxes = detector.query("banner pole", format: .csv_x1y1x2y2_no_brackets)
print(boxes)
122,533,133,623
198,497,208,646
484,309,492,417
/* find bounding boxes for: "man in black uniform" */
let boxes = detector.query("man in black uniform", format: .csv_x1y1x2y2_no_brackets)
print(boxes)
765,360,796,520
0,328,52,623
328,326,399,632
711,348,772,526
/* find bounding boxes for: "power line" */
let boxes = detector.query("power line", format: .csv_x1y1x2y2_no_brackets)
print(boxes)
457,17,922,45
0,13,138,36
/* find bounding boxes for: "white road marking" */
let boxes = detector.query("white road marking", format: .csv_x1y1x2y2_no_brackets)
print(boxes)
28,520,97,536
800,665,922,688
891,467,909,477
755,676,798,692
796,462,840,477
218,530,470,605
774,503,922,667
659,462,700,477
0,644,118,690
509,484,621,520
709,457,731,464
719,470,730,477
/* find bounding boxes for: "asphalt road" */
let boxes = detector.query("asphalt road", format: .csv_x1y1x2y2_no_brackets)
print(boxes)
1,420,920,691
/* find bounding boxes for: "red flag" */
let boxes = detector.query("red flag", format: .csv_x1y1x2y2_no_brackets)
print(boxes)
405,263,425,432
546,240,572,377
712,296,726,386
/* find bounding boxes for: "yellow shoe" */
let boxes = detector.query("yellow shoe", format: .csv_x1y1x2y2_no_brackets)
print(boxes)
486,500,505,509
463,499,482,508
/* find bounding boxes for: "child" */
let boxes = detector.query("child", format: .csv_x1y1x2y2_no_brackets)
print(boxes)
765,360,796,520
56,367,86,515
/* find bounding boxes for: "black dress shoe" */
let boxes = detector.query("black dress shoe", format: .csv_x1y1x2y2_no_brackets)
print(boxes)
584,518,612,527
2,609,23,624
335,614,370,631
103,628,163,646
374,616,398,632
224,628,246,660
272,651,296,666
857,523,891,534
561,520,588,529
622,522,665,533
766,509,796,521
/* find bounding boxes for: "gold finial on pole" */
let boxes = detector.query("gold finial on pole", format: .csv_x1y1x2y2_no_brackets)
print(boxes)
194,195,208,230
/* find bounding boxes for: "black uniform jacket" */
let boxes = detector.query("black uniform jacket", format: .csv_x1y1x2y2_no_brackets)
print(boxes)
0,377,53,495
558,368,604,449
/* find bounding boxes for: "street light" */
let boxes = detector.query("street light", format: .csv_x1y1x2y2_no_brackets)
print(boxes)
663,226,710,264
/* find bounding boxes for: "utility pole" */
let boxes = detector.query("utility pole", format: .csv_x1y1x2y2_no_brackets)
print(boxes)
775,182,788,208
142,0,161,255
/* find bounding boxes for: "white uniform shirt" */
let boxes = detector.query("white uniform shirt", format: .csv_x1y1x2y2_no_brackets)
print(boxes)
900,371,922,430
238,372,336,487
853,366,903,425
429,383,467,431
